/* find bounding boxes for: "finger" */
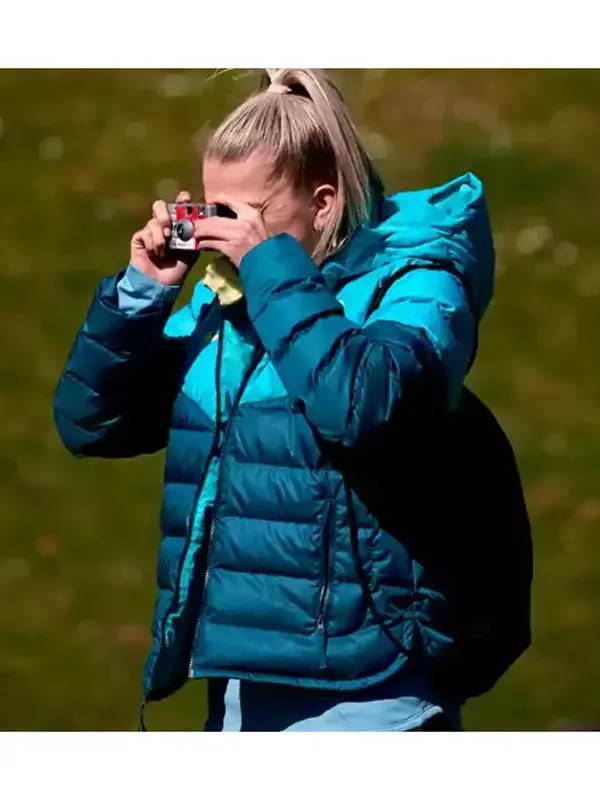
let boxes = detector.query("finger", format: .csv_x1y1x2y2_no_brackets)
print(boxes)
152,199,170,232
148,218,166,255
193,217,240,240
176,190,191,203
197,239,232,258
141,225,156,254
131,229,147,251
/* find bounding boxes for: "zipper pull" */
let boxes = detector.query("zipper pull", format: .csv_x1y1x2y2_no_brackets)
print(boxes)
138,699,148,732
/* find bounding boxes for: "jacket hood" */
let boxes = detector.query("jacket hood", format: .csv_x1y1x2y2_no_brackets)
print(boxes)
327,172,495,323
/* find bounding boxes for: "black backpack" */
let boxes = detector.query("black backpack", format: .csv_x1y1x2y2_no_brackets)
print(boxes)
426,387,534,700
336,385,533,702
345,270,534,699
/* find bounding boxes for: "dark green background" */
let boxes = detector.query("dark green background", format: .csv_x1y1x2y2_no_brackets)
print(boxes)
1,69,599,731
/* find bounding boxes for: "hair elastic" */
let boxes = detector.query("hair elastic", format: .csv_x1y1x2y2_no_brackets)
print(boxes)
266,83,292,95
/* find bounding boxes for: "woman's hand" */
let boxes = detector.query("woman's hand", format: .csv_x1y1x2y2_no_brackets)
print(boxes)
130,191,196,286
193,201,272,268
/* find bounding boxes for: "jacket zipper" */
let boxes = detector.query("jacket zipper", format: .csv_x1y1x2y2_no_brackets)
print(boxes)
188,343,265,677
188,505,216,676
159,318,226,658
317,501,334,639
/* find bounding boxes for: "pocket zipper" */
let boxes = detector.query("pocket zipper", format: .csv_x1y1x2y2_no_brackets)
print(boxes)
317,502,334,633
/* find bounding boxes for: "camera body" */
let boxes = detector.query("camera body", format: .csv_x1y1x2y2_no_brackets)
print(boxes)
167,202,236,251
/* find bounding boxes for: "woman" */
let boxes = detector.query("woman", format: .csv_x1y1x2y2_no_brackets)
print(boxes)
54,69,532,731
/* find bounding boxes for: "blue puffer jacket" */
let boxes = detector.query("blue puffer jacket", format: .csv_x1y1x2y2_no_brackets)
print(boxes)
54,172,495,705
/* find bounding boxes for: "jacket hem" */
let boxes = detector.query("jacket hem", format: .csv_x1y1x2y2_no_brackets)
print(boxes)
186,652,410,694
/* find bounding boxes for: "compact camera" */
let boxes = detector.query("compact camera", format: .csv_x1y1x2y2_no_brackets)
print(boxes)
166,202,237,251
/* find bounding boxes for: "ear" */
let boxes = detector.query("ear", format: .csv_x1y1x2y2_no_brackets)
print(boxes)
311,184,337,232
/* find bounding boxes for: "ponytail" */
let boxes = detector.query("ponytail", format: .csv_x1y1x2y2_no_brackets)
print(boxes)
206,69,384,263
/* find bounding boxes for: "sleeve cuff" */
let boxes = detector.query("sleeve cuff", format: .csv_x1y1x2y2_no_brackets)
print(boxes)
239,234,326,321
116,264,181,315
83,271,178,354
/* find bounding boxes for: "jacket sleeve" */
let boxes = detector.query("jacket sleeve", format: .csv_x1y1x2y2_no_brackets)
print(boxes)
239,234,477,447
53,269,212,459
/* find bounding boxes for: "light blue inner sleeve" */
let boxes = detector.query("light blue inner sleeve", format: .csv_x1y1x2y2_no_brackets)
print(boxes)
116,264,181,314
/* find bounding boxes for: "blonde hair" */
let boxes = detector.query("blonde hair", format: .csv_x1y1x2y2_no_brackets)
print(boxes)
205,69,383,264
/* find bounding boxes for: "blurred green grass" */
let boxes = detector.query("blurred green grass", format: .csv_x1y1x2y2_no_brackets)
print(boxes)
1,68,599,731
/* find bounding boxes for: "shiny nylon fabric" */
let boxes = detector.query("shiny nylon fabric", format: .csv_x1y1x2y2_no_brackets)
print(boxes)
53,173,496,704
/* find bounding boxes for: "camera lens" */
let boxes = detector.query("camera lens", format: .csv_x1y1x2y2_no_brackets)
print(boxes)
175,219,194,242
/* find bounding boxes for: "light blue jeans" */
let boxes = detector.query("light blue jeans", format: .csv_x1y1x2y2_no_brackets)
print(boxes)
204,669,462,732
